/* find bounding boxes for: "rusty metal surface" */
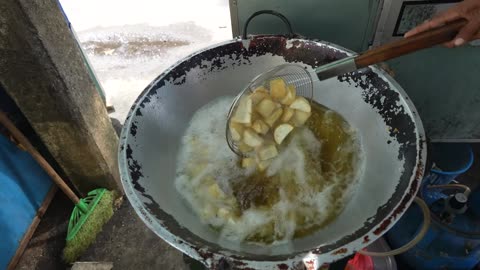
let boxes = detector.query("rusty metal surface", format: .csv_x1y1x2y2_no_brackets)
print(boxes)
118,35,426,269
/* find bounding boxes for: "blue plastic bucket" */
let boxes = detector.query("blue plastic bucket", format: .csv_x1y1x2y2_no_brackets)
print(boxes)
422,143,474,205
426,143,473,185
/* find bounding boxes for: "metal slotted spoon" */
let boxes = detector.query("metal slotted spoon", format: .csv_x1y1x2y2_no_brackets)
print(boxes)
226,18,467,156
226,64,313,156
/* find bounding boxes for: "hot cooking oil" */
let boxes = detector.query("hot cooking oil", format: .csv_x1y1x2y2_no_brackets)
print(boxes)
231,101,361,243
175,97,363,245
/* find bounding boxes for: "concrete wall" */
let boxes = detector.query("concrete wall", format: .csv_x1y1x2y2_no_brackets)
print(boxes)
0,0,122,194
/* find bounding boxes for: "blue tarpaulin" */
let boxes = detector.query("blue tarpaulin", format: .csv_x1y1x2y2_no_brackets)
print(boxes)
0,134,52,269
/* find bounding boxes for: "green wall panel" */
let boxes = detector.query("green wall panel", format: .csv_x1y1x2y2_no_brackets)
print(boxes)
233,0,480,140
235,0,381,52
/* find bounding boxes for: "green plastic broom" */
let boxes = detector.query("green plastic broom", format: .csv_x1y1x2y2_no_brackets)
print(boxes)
0,111,114,263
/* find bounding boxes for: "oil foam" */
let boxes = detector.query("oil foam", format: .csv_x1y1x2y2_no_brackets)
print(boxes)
175,96,364,244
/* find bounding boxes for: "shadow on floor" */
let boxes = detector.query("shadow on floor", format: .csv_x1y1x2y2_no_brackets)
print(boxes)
16,117,195,270
16,192,71,270
15,119,480,270
79,197,189,270
16,192,194,270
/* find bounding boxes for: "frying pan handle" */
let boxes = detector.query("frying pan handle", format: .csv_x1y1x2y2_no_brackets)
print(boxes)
242,10,295,39
355,18,467,68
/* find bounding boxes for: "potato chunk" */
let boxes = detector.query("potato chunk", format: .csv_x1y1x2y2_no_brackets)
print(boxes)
231,96,252,124
257,144,278,160
257,159,272,172
291,110,311,126
208,183,224,199
281,107,295,122
242,157,256,168
217,208,232,219
229,122,244,141
280,85,296,105
290,96,311,112
252,119,269,135
256,98,277,118
250,86,269,104
243,128,264,147
274,124,294,144
270,78,287,101
264,108,283,127
237,141,253,153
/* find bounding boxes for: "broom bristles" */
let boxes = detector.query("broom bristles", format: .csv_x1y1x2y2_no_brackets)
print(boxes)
63,190,114,263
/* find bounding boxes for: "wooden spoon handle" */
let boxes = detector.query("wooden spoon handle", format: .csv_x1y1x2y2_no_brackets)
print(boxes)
0,111,81,204
355,18,468,68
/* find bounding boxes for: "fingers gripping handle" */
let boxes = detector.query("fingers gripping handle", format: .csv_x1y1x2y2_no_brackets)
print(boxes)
355,18,467,68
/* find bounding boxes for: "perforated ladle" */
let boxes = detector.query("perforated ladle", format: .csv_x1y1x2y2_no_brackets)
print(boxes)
227,18,467,156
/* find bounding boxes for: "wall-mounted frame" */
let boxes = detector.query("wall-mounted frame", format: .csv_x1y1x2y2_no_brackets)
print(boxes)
373,0,460,46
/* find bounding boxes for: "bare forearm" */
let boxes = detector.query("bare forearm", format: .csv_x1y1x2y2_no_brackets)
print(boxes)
405,0,480,47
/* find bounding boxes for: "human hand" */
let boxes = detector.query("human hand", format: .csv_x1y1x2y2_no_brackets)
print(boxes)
404,0,480,47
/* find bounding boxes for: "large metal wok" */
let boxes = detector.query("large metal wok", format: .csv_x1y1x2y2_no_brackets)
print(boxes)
119,11,427,270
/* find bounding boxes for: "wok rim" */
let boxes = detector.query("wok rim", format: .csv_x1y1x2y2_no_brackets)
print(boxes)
118,36,427,268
